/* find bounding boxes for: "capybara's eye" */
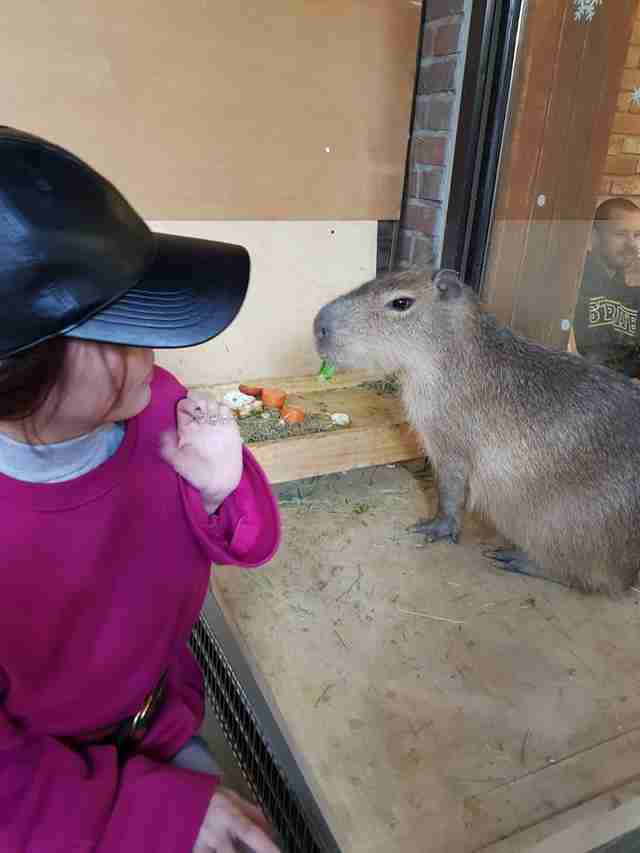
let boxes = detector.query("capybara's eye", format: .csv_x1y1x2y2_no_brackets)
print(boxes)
388,297,415,312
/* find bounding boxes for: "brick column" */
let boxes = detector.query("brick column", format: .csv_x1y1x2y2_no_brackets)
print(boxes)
602,11,640,202
396,0,469,269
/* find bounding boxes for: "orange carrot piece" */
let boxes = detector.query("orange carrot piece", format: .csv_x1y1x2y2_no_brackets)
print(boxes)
281,406,305,424
261,388,287,409
239,384,263,397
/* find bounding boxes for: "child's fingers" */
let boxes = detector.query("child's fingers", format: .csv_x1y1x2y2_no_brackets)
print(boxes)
187,390,216,415
179,397,237,428
217,403,236,426
176,397,202,432
223,790,271,834
159,430,180,462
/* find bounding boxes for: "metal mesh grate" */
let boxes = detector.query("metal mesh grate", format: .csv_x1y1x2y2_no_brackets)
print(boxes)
377,220,396,274
190,613,328,853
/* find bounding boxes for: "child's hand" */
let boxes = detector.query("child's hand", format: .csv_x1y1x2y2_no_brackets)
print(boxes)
194,787,280,853
160,392,243,514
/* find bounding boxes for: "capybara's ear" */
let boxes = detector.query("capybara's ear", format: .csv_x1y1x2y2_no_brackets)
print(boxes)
433,268,462,299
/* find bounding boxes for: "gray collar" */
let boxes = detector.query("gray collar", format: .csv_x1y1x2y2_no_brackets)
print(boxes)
0,422,125,483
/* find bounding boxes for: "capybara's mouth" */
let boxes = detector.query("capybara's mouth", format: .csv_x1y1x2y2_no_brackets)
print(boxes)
313,308,334,359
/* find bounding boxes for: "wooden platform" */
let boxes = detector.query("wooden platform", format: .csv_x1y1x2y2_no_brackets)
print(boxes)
197,370,423,484
211,465,640,853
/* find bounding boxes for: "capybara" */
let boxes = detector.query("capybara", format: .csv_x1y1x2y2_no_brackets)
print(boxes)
314,267,640,595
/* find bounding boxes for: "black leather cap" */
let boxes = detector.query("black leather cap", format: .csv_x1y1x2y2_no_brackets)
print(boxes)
0,127,250,358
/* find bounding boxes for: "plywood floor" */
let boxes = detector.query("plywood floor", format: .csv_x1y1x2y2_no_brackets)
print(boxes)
213,464,640,853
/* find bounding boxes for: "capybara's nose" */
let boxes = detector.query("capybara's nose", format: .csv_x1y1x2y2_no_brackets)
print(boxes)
313,305,332,340
313,304,338,357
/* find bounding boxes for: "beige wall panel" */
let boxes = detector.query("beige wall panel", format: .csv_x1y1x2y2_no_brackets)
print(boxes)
3,1,420,220
151,220,377,385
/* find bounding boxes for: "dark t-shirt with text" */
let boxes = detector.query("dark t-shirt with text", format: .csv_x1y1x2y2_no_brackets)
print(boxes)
573,251,640,376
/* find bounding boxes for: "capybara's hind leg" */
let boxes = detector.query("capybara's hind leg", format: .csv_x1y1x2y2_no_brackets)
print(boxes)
484,547,566,587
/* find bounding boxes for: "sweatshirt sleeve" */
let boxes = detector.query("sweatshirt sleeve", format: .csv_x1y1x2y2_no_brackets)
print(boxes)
180,445,281,568
0,673,217,853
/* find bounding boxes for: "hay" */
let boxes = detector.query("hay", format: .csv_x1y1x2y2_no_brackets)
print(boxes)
359,374,401,396
236,373,400,444
238,410,341,444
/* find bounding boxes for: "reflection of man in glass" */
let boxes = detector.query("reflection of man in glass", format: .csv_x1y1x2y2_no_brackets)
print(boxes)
573,198,640,376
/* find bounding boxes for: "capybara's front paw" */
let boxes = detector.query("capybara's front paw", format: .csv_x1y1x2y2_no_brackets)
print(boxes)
408,514,459,544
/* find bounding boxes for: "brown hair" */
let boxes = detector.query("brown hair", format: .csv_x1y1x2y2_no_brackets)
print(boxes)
0,337,68,422
0,338,130,432
594,197,640,224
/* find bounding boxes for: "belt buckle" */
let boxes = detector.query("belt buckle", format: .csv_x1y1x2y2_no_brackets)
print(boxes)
123,673,167,747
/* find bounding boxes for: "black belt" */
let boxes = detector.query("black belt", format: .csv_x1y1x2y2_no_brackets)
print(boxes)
59,671,167,757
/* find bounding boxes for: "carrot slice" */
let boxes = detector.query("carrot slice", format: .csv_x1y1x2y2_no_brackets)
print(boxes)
281,406,305,424
239,384,263,397
261,388,287,409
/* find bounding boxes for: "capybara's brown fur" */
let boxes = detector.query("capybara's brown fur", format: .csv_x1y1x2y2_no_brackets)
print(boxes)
314,268,640,595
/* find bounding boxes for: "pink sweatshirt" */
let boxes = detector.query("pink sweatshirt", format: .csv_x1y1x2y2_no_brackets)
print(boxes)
0,367,281,852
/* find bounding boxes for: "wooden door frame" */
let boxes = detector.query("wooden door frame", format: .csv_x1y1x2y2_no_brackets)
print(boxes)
459,0,638,347
441,0,526,290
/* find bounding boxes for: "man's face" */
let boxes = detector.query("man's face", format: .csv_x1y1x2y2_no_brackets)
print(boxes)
593,210,640,273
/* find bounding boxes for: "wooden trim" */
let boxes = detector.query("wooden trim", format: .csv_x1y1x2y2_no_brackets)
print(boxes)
482,792,640,853
474,727,640,853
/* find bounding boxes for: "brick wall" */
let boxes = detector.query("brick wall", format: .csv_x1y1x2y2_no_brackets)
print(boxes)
396,0,470,268
602,14,640,201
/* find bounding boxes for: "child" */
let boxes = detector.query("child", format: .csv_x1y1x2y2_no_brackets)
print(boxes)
0,127,281,852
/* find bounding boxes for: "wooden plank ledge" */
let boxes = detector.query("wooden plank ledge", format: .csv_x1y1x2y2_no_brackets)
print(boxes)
196,370,423,483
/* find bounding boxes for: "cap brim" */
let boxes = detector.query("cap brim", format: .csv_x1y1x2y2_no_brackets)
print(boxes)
63,232,250,349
